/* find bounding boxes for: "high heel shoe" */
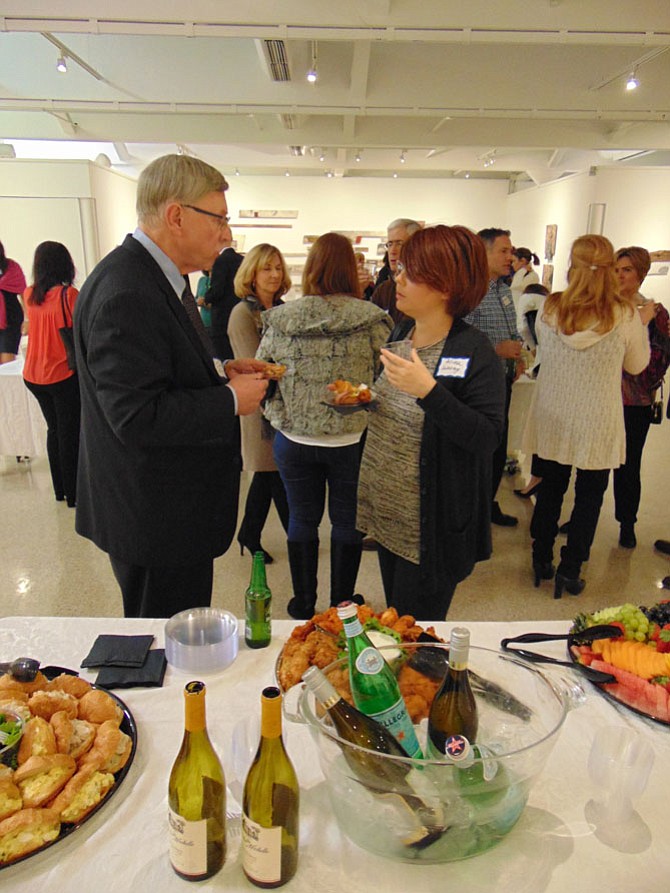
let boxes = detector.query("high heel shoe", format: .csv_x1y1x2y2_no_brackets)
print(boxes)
532,560,555,588
238,538,274,564
514,480,542,499
553,573,585,599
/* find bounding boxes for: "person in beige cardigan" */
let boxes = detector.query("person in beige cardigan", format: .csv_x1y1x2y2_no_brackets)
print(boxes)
228,244,292,563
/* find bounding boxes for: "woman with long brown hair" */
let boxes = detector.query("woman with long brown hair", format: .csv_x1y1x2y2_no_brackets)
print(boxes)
257,232,392,618
525,234,651,598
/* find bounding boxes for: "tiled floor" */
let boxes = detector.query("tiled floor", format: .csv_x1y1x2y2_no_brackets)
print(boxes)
1,423,668,623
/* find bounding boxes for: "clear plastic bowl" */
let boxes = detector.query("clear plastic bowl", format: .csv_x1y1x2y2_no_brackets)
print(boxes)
292,642,584,863
164,608,238,673
0,708,24,769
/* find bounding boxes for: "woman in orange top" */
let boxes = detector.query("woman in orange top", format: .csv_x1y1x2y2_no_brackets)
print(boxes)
23,242,80,507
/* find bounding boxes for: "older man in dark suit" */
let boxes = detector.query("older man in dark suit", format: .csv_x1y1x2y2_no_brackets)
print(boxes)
74,154,268,617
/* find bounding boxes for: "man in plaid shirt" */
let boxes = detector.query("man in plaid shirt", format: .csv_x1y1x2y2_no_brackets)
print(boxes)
464,227,523,527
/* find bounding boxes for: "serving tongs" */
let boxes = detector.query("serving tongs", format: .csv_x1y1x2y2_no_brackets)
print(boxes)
500,624,624,684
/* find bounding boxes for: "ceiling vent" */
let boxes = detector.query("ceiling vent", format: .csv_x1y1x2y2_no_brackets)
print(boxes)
281,114,297,130
288,145,304,156
0,143,16,159
263,40,291,82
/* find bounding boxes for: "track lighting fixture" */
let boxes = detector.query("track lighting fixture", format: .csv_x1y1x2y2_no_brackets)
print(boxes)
399,150,406,164
392,172,398,178
354,151,361,163
57,55,67,73
234,168,240,176
284,170,290,177
626,71,639,91
307,41,318,83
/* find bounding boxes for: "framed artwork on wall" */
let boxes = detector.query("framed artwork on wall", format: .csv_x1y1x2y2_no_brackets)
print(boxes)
542,264,554,290
545,224,557,261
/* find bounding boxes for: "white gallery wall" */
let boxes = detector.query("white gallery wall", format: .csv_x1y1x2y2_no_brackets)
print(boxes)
1,159,669,304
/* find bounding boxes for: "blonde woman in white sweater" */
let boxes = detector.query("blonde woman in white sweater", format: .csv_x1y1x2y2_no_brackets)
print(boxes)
524,234,651,598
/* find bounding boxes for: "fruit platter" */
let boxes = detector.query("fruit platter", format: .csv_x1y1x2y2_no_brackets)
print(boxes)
570,599,670,724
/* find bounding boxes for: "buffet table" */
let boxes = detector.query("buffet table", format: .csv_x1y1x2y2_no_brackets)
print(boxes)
0,356,47,457
1,616,668,893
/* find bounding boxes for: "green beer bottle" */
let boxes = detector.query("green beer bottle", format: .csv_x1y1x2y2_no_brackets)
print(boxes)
245,552,272,649
336,601,422,758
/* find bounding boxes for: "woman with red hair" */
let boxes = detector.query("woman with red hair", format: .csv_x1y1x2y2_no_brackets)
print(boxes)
357,225,506,620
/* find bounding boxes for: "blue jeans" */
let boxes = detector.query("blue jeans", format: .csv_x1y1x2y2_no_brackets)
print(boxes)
273,432,362,545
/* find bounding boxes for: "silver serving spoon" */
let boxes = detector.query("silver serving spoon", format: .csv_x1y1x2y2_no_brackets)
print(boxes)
0,656,41,682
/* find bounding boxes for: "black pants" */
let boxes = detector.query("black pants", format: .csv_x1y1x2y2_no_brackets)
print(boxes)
491,377,513,502
238,471,289,547
109,555,214,618
530,459,610,579
24,374,80,506
613,405,652,528
377,544,457,621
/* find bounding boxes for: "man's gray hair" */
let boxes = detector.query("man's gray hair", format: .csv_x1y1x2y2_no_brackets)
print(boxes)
137,154,228,224
387,218,422,235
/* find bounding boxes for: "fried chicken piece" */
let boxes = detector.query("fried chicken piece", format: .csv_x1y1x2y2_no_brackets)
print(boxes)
397,665,440,724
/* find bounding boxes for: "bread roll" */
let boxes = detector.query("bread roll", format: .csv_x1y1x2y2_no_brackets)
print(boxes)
17,716,57,766
28,690,78,721
0,807,60,863
79,721,132,774
50,766,115,823
51,712,96,760
0,778,22,821
77,689,122,725
13,754,76,808
0,671,49,696
49,673,92,699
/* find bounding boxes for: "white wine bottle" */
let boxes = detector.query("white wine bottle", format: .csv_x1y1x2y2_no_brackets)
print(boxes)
168,681,226,881
242,686,299,888
427,627,478,759
302,666,445,847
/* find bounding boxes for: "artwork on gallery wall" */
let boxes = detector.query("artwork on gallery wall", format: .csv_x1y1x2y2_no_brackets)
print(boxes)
648,250,670,276
239,210,299,218
544,224,557,261
542,264,554,291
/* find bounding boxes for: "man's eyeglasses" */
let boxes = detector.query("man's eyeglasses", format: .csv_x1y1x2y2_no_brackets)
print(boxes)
385,239,405,250
182,204,230,227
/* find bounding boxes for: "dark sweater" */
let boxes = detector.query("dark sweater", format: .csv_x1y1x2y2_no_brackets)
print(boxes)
392,317,506,585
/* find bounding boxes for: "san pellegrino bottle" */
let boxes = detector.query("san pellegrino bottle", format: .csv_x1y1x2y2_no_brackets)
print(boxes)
245,551,272,648
336,601,422,758
427,627,478,759
242,686,299,888
302,666,445,846
168,681,226,881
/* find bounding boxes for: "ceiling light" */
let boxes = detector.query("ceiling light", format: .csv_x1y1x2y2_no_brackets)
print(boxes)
284,170,290,177
56,55,67,73
234,168,240,176
626,72,639,91
326,170,333,178
307,40,318,83
465,172,471,179
354,151,361,163
400,150,406,164
392,172,398,178
319,151,326,162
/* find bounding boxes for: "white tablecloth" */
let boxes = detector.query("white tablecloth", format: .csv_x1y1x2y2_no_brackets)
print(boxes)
0,356,47,456
0,616,667,892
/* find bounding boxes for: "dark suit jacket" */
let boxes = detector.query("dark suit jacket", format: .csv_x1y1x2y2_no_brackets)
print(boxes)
208,247,243,360
73,234,240,567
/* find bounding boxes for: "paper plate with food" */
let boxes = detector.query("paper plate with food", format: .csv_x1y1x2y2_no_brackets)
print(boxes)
0,665,137,868
569,599,670,724
322,380,378,414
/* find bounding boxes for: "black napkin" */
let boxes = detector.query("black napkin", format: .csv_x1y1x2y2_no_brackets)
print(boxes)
80,634,154,668
95,649,167,689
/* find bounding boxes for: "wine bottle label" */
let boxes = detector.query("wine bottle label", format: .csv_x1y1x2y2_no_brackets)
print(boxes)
168,807,207,876
370,697,422,758
426,733,473,764
355,646,384,675
242,814,282,884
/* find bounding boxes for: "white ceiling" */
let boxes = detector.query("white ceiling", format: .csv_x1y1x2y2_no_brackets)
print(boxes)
1,1,670,185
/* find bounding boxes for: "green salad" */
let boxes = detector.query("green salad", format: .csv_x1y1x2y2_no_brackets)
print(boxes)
0,712,23,748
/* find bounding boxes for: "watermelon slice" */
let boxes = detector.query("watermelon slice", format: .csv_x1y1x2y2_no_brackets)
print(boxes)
590,658,670,723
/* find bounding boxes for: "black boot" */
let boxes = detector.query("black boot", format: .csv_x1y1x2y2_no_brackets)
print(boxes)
330,540,363,607
286,540,319,620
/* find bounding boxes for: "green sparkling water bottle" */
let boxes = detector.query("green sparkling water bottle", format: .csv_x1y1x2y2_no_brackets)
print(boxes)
245,552,271,649
336,601,422,758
